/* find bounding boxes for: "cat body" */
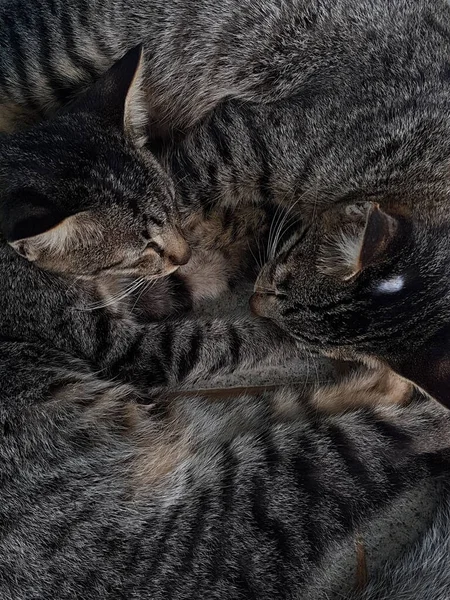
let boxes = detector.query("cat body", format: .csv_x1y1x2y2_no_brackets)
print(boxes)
349,486,450,600
0,179,441,599
4,0,446,133
0,323,448,600
0,3,449,593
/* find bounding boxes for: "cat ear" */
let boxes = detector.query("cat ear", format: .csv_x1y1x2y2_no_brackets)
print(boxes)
2,188,65,250
67,44,148,147
10,213,98,262
318,202,399,280
391,324,450,409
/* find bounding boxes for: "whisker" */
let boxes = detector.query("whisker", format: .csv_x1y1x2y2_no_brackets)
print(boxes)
269,198,301,259
81,277,147,311
266,202,286,262
247,241,262,272
131,278,154,312
271,212,301,259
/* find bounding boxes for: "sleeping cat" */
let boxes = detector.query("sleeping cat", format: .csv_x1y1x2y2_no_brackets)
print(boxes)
2,0,450,406
0,311,448,600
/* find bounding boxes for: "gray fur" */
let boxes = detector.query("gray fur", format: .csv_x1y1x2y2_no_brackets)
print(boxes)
4,0,440,131
349,487,450,600
0,1,450,596
2,0,450,403
0,356,449,599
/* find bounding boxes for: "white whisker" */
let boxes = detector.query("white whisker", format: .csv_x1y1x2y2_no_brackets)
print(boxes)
81,277,147,311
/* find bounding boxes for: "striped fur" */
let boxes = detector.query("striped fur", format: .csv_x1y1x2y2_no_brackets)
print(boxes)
349,487,450,600
5,0,442,133
0,333,449,599
2,0,450,403
0,217,446,598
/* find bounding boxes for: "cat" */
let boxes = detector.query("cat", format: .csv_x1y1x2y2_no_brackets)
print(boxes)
0,45,273,311
2,0,450,406
0,323,448,600
2,0,426,134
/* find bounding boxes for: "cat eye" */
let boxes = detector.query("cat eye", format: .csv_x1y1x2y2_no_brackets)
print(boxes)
145,241,164,256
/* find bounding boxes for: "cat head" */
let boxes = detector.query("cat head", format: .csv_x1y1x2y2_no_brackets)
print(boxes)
252,199,450,408
0,46,191,279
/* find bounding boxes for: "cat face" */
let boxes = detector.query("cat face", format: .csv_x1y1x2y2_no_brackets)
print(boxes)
0,46,190,280
252,200,450,408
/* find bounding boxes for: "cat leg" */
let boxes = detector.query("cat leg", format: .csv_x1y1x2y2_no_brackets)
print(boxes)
92,314,299,392
311,367,414,414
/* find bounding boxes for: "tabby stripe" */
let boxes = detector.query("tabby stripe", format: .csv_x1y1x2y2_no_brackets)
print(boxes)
228,325,242,369
140,503,184,578
61,8,100,82
164,492,210,592
210,443,238,583
146,354,168,387
35,12,71,107
260,429,281,474
115,330,147,372
326,425,377,511
207,161,219,191
328,424,375,489
151,496,207,589
249,474,290,591
235,571,260,600
159,322,174,369
94,315,116,365
292,439,325,562
240,109,274,203
175,326,203,382
208,119,233,164
3,15,41,112
371,418,412,451
177,150,201,182
105,329,170,388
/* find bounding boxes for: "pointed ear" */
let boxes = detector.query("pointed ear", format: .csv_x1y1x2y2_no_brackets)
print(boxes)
1,188,65,244
10,212,97,262
391,324,450,409
66,45,148,147
318,202,399,280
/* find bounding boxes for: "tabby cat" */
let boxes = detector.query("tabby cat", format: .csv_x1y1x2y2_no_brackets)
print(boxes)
0,309,448,600
2,0,450,406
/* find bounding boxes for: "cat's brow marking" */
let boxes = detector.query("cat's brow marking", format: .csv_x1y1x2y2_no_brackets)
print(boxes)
376,275,405,294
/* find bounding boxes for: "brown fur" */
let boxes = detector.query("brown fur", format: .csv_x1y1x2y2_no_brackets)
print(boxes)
312,368,413,414
0,103,36,133
49,378,190,489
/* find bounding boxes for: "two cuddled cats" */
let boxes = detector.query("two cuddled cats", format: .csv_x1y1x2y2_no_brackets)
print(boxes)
0,0,449,597
2,0,450,405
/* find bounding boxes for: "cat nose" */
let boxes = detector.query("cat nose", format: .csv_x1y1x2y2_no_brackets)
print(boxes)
163,230,191,266
168,245,191,266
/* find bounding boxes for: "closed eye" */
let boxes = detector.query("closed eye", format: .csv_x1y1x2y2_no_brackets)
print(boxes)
146,241,164,256
104,258,125,270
